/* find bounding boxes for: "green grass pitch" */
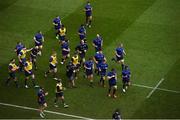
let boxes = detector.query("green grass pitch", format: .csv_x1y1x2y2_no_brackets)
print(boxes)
0,0,180,119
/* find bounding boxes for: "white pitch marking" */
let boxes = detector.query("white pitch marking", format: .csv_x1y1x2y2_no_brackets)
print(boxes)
146,78,165,98
132,83,180,93
0,102,94,120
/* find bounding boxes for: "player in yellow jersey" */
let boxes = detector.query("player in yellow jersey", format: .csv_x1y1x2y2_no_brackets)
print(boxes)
6,59,19,88
56,25,67,44
71,52,80,79
18,47,32,71
45,51,58,79
54,79,68,108
24,58,38,88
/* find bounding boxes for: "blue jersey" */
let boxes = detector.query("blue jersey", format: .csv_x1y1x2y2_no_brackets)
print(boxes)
78,26,86,39
122,69,131,79
15,44,24,54
37,89,45,103
99,62,108,76
107,71,117,86
93,37,102,48
85,4,92,16
94,52,105,63
61,42,69,54
53,17,61,29
34,33,43,44
116,47,124,57
84,61,94,71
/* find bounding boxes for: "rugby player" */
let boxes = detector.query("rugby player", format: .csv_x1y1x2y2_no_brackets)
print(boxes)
66,61,76,88
92,34,103,52
112,44,126,70
53,16,62,35
75,40,88,65
84,58,94,87
54,79,69,108
30,46,39,70
84,1,93,28
56,24,66,44
37,87,48,118
45,51,58,79
122,65,131,93
6,59,19,88
34,31,44,56
71,52,80,79
14,42,24,55
24,58,38,88
61,40,70,64
78,24,86,42
99,60,108,87
93,50,106,75
107,69,117,98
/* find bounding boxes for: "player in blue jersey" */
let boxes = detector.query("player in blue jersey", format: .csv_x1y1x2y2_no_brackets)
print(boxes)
112,109,122,120
66,61,76,88
61,40,70,64
122,65,131,93
75,40,88,65
99,60,108,87
37,87,48,118
92,34,103,52
112,44,126,70
84,58,94,87
34,31,44,56
84,1,93,28
14,42,24,55
107,69,117,98
53,16,62,34
78,24,86,42
30,46,39,70
93,50,106,75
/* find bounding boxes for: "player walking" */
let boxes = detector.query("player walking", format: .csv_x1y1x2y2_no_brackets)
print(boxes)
54,79,69,108
122,65,131,93
107,69,117,98
84,58,94,87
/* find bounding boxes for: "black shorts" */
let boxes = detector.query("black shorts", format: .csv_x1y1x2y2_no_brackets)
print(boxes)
25,70,33,76
56,92,64,98
49,64,56,70
116,56,123,61
86,70,93,76
9,72,16,79
79,52,85,58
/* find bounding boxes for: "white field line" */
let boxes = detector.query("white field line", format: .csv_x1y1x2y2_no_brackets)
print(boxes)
0,102,94,120
133,83,180,94
146,78,164,98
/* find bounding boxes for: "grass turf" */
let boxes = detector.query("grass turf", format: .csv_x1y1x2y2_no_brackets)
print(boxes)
0,0,180,119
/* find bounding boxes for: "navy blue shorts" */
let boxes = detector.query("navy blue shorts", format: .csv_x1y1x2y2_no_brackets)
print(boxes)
35,42,42,47
123,78,130,83
79,52,85,58
86,69,93,76
38,100,46,106
59,35,65,41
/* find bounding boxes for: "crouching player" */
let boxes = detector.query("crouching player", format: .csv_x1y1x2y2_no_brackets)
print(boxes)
45,51,58,79
112,44,126,70
34,31,44,56
24,58,38,88
84,58,94,87
99,60,108,87
122,65,131,93
37,87,48,118
54,79,69,108
61,40,70,64
107,69,117,98
6,59,19,87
